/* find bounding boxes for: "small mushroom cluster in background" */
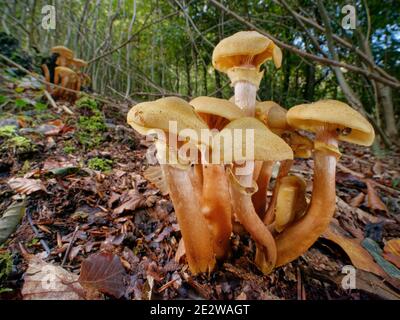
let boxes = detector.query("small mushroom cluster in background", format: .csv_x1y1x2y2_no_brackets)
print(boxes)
127,31,375,275
41,46,89,102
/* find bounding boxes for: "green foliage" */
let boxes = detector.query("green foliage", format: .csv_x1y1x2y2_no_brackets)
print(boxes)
0,125,17,139
63,141,76,154
1,136,36,155
0,251,12,281
76,97,99,111
87,157,113,172
0,95,6,104
34,102,47,112
76,115,106,148
14,98,28,109
75,98,107,149
0,250,13,294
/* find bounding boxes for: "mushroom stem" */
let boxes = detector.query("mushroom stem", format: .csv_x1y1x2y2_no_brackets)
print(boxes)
252,160,274,218
229,173,277,272
233,81,257,116
163,164,216,274
201,164,232,259
275,131,338,267
263,160,293,225
232,79,277,272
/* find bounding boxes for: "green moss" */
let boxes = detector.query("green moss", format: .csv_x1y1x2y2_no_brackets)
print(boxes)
76,97,99,112
76,115,106,149
0,125,17,139
87,157,113,172
0,251,12,281
1,136,36,155
63,141,76,154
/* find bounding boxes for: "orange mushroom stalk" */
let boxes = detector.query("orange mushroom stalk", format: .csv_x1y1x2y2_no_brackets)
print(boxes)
274,100,375,267
214,117,293,273
127,97,216,274
190,97,245,259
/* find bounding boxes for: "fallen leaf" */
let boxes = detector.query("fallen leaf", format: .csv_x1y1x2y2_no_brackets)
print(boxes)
364,179,388,213
362,238,400,279
0,200,26,244
175,238,186,263
79,252,127,298
143,166,169,195
372,161,383,176
22,256,84,300
349,192,365,207
383,239,400,268
8,178,46,195
113,190,146,215
384,239,400,256
322,222,385,278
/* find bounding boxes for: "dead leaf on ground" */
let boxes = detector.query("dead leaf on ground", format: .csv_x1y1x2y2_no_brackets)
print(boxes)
361,238,400,280
113,190,146,215
8,178,46,195
0,200,26,244
22,256,85,300
175,238,186,263
322,222,386,278
79,252,127,298
349,192,365,207
384,239,400,269
364,179,388,213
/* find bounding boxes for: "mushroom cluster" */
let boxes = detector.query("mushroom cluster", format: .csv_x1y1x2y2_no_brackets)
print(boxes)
41,46,89,102
127,31,375,275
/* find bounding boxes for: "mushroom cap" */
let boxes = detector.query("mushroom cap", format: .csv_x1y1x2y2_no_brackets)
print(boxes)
127,97,209,145
287,100,375,146
275,175,308,232
255,101,288,132
190,97,244,121
54,66,77,77
51,46,74,60
71,58,87,68
212,31,282,72
213,117,293,163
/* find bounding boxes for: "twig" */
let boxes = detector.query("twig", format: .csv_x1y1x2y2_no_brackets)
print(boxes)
43,90,74,115
61,225,79,266
26,209,51,257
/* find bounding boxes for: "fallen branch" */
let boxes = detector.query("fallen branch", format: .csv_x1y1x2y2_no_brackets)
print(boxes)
44,90,74,115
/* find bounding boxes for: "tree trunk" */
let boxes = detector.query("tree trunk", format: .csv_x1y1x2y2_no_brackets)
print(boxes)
377,83,398,138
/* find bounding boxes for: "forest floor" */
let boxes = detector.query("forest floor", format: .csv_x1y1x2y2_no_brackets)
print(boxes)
1,69,400,300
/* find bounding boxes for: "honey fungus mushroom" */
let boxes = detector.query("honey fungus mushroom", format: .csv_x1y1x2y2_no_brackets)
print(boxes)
53,66,80,102
190,97,245,259
127,97,216,274
274,99,375,267
70,58,89,91
214,117,293,272
213,31,282,116
51,46,74,67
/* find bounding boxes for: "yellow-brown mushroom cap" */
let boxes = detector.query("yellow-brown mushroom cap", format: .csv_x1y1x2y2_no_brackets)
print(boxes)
54,66,77,76
127,97,210,145
51,46,74,60
287,100,375,146
70,58,87,68
213,117,293,163
190,97,244,121
255,101,288,133
212,31,282,72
